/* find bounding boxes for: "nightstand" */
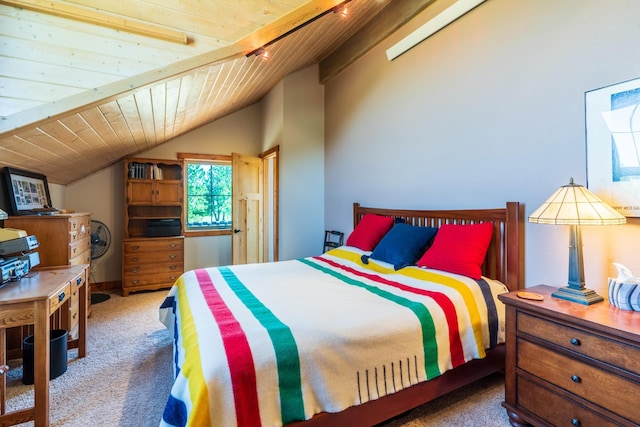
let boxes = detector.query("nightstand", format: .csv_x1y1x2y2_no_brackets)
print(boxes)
498,285,640,427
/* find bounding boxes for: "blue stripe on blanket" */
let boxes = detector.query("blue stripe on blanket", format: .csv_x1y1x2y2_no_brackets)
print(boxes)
476,279,498,348
161,296,181,377
162,394,187,427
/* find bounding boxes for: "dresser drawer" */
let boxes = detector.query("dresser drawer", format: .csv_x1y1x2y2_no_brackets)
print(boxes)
68,300,80,338
124,251,183,265
517,311,640,375
518,338,640,423
122,272,181,289
123,238,183,254
69,216,91,239
517,376,620,427
70,281,80,307
50,284,71,313
69,238,91,260
123,262,183,275
70,249,91,265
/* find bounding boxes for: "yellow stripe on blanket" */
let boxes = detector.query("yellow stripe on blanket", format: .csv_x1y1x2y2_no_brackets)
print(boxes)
176,276,212,427
327,248,486,357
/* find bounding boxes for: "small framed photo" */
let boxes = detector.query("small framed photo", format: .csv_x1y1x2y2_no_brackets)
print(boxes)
2,167,53,216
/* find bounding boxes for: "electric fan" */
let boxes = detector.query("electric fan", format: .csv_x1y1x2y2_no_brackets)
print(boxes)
90,220,112,304
91,220,111,260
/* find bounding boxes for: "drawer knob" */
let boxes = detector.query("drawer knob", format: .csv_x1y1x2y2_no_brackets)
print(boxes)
132,268,140,273
76,277,82,285
58,292,66,302
132,245,140,250
169,255,176,259
570,338,581,346
571,418,580,426
132,257,139,262
571,375,581,383
170,243,177,248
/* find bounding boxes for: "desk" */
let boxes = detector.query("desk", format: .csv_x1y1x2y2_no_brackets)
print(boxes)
0,264,89,426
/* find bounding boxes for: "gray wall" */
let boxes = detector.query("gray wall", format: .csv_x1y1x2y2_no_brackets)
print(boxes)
324,0,640,295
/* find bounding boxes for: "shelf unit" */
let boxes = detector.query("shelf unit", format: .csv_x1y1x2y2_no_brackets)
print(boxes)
122,158,184,295
124,158,184,238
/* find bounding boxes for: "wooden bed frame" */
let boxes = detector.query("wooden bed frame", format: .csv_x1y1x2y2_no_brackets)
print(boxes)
290,201,524,427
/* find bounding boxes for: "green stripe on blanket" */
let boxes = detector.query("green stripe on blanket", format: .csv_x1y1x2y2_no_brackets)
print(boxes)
299,258,441,379
219,267,306,424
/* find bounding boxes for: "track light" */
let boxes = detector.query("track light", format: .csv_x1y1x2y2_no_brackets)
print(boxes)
334,4,348,17
246,0,351,58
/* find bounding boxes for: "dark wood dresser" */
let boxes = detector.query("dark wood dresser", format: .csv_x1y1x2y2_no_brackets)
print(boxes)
499,285,640,427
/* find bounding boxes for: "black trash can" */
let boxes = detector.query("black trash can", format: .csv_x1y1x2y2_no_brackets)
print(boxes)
22,329,68,385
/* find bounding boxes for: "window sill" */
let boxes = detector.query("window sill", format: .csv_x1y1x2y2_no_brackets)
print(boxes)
184,229,232,237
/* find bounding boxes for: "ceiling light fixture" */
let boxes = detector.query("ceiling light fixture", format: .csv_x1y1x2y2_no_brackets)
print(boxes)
246,0,352,57
335,4,349,17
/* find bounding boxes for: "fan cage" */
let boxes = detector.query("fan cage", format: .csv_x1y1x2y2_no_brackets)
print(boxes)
90,220,112,260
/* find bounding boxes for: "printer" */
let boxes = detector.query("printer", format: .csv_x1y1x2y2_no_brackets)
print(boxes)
0,227,40,285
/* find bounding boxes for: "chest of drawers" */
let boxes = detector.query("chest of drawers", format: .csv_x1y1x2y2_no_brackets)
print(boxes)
4,213,92,267
499,285,640,427
122,236,183,296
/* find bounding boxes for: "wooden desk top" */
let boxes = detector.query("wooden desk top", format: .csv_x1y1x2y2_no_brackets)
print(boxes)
0,264,88,306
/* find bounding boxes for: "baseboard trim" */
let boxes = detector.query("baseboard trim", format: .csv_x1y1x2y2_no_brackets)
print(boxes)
91,280,122,293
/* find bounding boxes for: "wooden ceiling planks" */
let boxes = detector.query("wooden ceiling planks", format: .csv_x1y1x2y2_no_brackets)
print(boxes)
98,99,144,154
63,0,305,42
0,0,434,185
78,107,135,159
0,133,76,182
161,79,180,143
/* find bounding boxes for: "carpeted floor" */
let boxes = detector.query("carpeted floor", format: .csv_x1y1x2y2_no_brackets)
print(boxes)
5,291,511,426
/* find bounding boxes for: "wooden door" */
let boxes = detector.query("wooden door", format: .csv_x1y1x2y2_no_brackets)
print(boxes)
232,153,264,265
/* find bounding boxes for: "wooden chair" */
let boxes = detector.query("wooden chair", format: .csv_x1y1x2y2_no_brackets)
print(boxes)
323,230,344,253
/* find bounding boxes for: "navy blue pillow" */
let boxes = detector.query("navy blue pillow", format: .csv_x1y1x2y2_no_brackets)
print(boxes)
362,223,438,270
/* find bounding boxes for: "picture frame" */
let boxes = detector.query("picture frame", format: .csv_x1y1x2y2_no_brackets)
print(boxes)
586,76,640,217
2,167,53,216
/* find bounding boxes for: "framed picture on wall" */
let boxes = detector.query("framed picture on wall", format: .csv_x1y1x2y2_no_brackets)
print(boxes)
2,167,53,215
586,76,640,217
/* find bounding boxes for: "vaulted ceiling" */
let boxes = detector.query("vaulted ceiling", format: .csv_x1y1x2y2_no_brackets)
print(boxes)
0,0,436,185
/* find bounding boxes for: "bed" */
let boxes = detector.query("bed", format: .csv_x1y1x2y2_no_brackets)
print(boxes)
159,201,524,427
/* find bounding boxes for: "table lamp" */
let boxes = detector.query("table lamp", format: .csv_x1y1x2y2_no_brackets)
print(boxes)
528,178,626,305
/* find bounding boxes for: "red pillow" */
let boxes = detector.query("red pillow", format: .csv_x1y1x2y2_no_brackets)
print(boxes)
417,222,493,280
346,214,394,251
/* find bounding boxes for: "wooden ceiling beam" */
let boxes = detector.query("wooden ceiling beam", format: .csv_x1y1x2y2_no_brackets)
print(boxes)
319,0,437,84
0,0,188,44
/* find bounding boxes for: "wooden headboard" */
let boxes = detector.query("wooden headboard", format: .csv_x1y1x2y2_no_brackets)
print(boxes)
353,202,524,291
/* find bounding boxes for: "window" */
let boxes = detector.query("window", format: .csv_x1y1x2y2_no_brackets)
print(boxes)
185,159,232,231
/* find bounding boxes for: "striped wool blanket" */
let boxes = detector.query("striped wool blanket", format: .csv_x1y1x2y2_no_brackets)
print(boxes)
158,246,507,427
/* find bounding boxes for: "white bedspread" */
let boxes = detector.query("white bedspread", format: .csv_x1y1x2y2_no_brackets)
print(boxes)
159,246,507,427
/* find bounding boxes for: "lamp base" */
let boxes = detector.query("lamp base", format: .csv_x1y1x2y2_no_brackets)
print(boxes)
551,286,604,305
